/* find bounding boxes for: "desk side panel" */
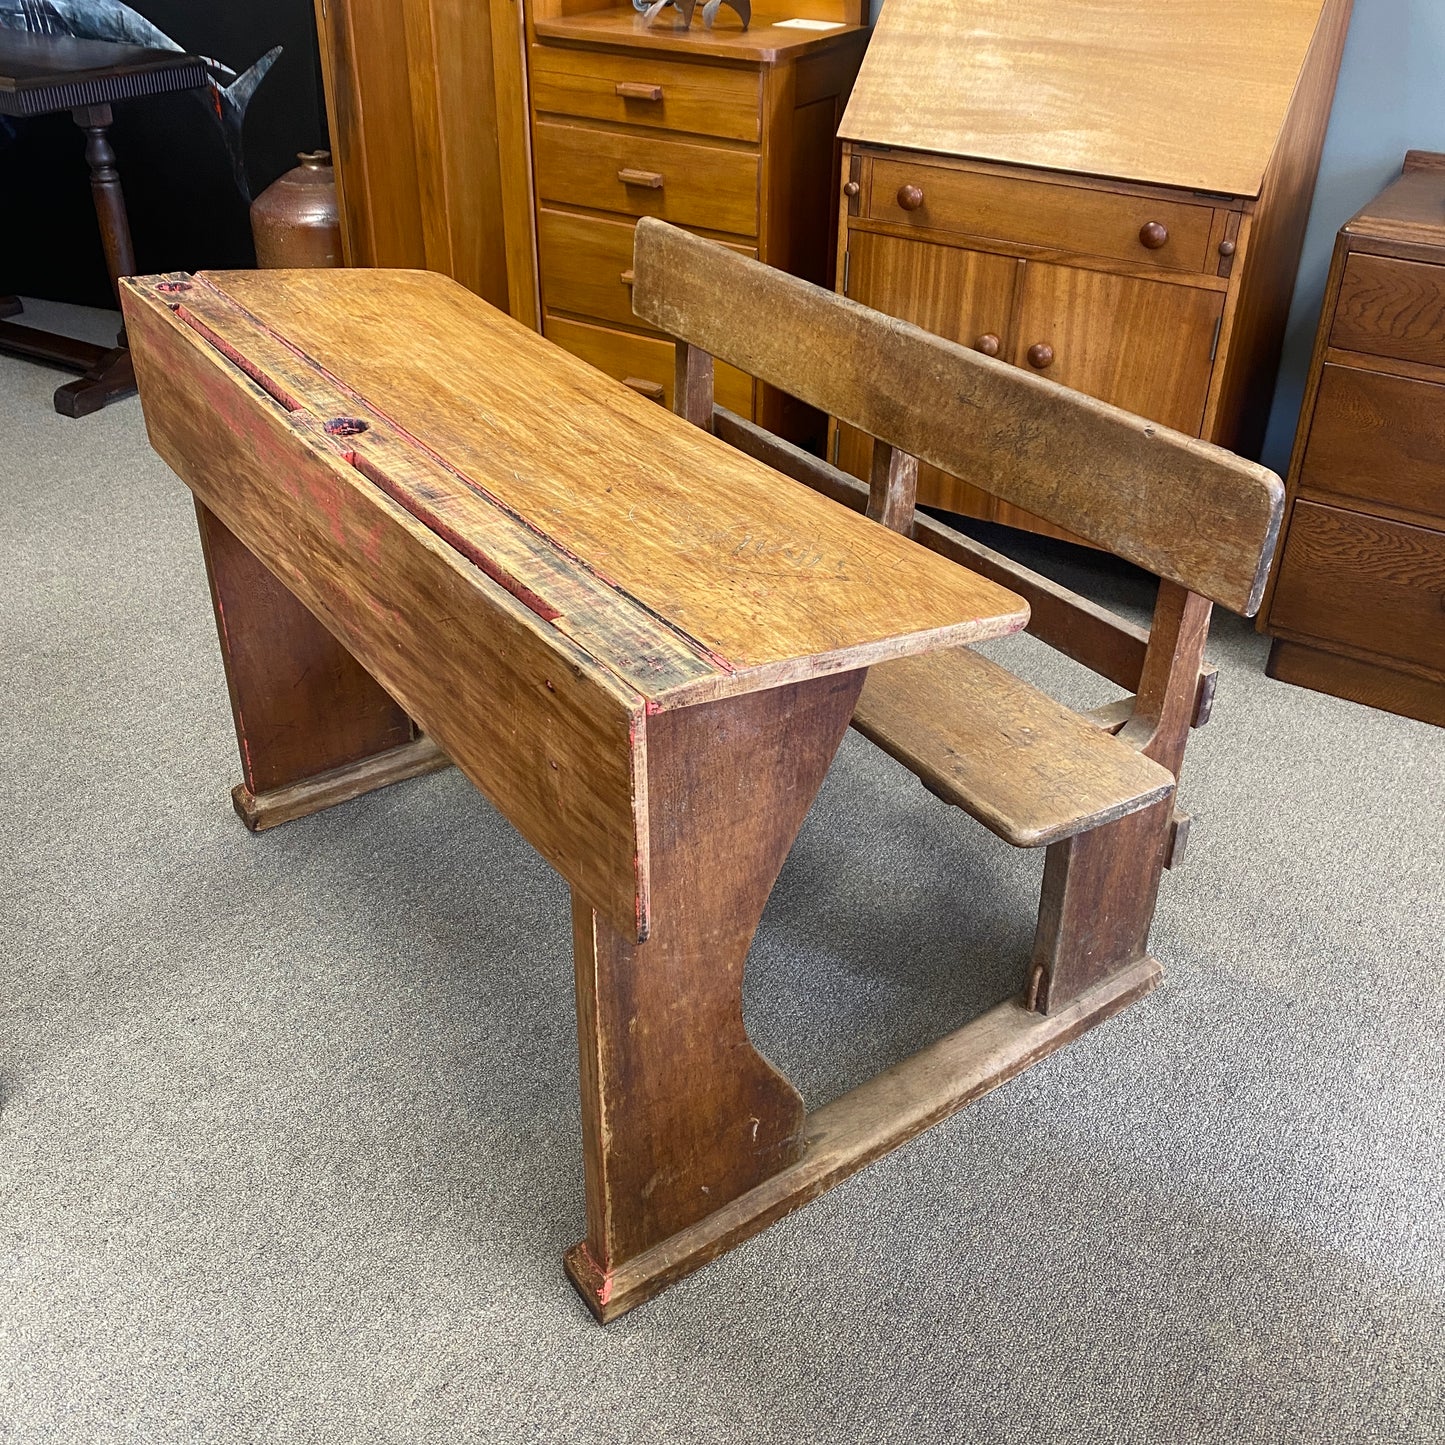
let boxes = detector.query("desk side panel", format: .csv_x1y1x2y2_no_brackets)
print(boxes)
123,285,651,941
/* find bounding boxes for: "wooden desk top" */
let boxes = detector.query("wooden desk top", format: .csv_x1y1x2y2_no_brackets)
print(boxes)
123,267,1025,936
126,267,1026,712
0,33,208,117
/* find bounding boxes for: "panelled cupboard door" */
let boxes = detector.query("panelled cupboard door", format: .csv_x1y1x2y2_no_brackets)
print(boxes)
1010,264,1223,437
839,234,1023,523
845,232,1019,346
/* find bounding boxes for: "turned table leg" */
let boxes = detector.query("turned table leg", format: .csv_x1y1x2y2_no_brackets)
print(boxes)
52,103,138,417
565,671,864,1321
195,502,450,829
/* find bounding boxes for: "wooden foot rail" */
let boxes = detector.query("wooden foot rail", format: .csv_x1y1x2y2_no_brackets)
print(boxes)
566,956,1162,1321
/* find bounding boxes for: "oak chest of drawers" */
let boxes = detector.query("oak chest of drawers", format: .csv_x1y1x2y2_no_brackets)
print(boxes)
1261,153,1445,727
830,0,1353,539
527,2,868,443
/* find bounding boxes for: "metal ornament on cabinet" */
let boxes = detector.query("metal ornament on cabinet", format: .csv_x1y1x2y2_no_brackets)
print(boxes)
634,0,751,31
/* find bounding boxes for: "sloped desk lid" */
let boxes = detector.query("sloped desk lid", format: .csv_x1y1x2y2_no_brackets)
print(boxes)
839,0,1332,198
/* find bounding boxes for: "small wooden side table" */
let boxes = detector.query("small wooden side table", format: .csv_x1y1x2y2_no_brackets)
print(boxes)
0,31,208,416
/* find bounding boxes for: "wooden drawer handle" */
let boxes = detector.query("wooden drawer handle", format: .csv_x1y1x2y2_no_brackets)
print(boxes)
619,167,664,189
974,333,1001,357
623,375,665,402
1139,221,1170,249
615,81,663,101
1026,342,1055,370
620,269,635,286
843,180,861,198
896,183,925,211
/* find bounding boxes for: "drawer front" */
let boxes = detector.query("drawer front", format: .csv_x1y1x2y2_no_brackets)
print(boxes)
535,120,758,237
1330,253,1445,368
539,210,755,330
865,157,1215,273
1299,364,1445,523
1269,500,1445,674
530,44,760,143
544,314,755,417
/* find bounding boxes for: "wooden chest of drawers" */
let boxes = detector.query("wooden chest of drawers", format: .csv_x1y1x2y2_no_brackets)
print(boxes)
1261,153,1445,727
527,3,868,442
830,0,1353,540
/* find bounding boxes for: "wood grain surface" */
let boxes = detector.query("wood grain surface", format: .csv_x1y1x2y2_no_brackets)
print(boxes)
529,42,762,141
1009,262,1224,437
572,671,861,1278
1267,500,1445,675
568,956,1162,1321
157,266,1025,692
124,278,654,941
853,649,1174,848
838,0,1333,196
1330,253,1445,369
533,120,760,238
532,6,868,65
1298,363,1445,525
635,219,1283,614
865,156,1215,274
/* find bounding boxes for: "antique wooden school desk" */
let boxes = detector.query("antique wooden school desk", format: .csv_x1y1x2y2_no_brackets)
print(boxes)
122,267,1035,1321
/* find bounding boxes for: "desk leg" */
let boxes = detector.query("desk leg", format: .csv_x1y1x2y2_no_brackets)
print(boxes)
566,671,863,1321
195,502,449,829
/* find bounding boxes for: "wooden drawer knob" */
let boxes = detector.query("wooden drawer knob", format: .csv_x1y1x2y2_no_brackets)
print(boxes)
1026,342,1055,370
974,333,1001,357
843,180,861,198
615,81,663,101
622,376,665,402
1219,239,1237,258
1139,221,1169,249
896,183,925,212
618,168,664,189
620,269,636,286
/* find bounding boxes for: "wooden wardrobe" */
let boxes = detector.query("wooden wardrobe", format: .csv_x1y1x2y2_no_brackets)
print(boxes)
832,0,1354,539
312,0,536,320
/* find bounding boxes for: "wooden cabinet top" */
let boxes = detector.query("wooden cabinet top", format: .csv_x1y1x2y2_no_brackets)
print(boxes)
839,0,1346,198
1342,151,1445,250
532,5,867,65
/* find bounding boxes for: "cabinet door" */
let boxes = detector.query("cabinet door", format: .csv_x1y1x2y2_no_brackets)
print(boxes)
838,232,1021,520
1011,264,1222,435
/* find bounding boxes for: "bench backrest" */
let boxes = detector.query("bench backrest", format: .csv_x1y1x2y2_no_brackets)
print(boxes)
631,218,1285,617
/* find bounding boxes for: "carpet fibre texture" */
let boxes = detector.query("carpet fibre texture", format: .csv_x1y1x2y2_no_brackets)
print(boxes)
2,304,1442,1443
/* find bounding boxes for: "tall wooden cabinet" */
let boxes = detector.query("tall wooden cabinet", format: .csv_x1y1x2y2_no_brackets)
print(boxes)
526,1,868,441
311,0,534,315
1261,154,1445,728
833,0,1354,540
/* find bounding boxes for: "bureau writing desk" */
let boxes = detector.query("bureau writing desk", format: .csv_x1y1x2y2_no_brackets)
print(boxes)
123,267,1046,1320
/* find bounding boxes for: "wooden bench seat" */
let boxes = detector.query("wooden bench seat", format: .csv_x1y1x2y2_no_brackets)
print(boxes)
630,217,1285,1016
854,649,1175,848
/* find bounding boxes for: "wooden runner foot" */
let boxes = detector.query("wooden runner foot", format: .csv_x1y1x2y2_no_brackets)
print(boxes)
232,733,451,831
53,343,136,417
566,955,1161,1321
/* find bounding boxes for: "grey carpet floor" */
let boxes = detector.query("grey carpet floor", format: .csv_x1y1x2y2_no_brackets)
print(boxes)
2,301,1442,1444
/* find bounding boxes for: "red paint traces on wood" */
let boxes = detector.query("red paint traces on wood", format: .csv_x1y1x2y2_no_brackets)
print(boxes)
209,587,257,789
576,1243,616,1306
630,710,651,944
174,305,304,412
348,452,563,622
181,274,736,678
